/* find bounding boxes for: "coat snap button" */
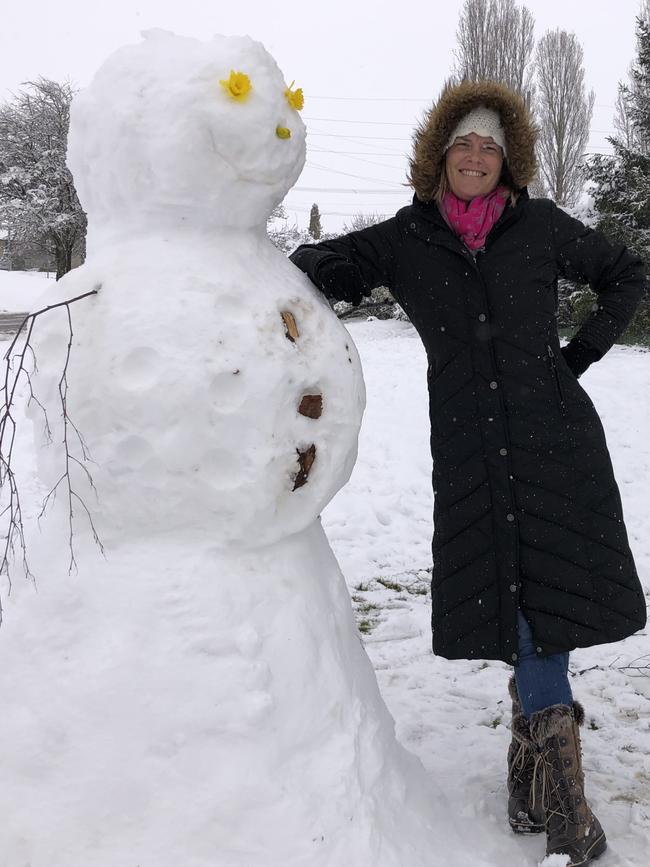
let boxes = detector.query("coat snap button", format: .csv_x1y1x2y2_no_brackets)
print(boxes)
478,313,487,322
509,584,517,592
499,447,508,456
506,513,515,522
489,381,498,389
537,646,543,653
511,652,518,661
410,222,416,229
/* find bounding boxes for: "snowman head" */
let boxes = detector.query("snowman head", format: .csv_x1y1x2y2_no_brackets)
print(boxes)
68,30,306,240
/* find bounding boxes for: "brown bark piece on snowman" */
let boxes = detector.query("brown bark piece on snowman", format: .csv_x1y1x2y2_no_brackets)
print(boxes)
281,311,299,342
298,394,323,419
292,444,316,490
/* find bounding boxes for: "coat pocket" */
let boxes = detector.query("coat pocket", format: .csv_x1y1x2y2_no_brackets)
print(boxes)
546,344,567,416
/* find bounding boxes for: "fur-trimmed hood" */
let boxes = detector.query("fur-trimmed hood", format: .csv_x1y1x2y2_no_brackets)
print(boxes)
408,80,538,201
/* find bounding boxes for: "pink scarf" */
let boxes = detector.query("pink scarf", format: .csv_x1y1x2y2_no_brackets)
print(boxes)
441,185,509,251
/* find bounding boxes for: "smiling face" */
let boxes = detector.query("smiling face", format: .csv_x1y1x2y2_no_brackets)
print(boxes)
445,132,504,200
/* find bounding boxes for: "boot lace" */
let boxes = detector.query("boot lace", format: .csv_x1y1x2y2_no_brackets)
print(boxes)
509,739,529,784
532,746,582,833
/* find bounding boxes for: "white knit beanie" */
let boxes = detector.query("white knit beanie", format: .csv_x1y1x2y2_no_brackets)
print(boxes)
446,106,507,155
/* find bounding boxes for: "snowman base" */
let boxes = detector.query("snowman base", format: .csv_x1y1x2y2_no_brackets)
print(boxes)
0,521,465,867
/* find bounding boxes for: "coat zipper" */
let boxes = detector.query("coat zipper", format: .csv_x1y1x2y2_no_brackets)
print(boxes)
546,345,567,416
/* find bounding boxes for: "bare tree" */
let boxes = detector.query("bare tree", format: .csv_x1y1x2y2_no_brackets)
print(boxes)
535,29,595,206
341,212,387,233
0,290,102,605
0,78,86,280
453,0,535,105
614,65,638,150
613,3,650,156
266,203,312,255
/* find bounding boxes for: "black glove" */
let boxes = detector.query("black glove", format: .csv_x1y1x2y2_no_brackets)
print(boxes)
316,258,369,305
561,339,601,378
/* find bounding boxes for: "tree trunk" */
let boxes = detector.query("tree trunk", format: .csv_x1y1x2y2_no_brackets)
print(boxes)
54,239,73,281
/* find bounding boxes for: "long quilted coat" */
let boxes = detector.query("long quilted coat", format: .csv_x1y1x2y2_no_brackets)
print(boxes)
290,82,647,665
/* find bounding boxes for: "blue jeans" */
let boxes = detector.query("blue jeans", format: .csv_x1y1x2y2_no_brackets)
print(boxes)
513,610,573,717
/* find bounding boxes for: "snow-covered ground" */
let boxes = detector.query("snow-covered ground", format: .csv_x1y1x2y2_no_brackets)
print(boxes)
0,269,56,312
1,272,649,864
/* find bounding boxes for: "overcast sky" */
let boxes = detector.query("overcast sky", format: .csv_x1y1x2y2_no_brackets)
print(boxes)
1,0,643,232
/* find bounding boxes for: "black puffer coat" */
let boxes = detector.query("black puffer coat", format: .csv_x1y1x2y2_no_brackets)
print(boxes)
291,195,647,664
291,80,647,664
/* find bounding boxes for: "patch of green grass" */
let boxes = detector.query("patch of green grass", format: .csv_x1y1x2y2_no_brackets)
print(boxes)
376,577,404,592
406,585,429,596
358,619,374,634
356,601,379,614
354,582,370,593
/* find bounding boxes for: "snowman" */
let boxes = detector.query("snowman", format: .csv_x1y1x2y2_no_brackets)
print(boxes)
0,31,478,867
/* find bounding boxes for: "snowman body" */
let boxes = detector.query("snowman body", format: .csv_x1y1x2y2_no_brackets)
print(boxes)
32,229,364,549
0,31,474,867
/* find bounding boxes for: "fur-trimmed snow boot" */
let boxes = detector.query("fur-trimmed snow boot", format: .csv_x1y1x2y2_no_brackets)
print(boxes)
529,702,607,866
507,676,545,833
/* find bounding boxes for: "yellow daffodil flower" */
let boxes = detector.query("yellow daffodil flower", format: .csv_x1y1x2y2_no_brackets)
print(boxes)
219,70,252,101
284,81,304,111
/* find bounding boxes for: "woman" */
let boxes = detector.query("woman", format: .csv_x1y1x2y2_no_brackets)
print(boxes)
290,80,646,866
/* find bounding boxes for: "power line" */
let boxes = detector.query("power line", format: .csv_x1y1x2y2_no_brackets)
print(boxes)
309,149,406,156
306,161,405,186
304,116,417,126
306,115,617,135
308,148,407,171
293,187,408,194
308,95,432,102
288,202,408,208
288,207,402,217
305,95,617,117
307,126,412,154
308,131,412,141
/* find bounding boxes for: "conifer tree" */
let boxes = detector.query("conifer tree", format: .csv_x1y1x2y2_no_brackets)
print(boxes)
585,15,650,340
308,203,322,240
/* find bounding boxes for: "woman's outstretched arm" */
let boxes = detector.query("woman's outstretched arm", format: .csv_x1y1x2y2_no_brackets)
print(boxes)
289,217,402,306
